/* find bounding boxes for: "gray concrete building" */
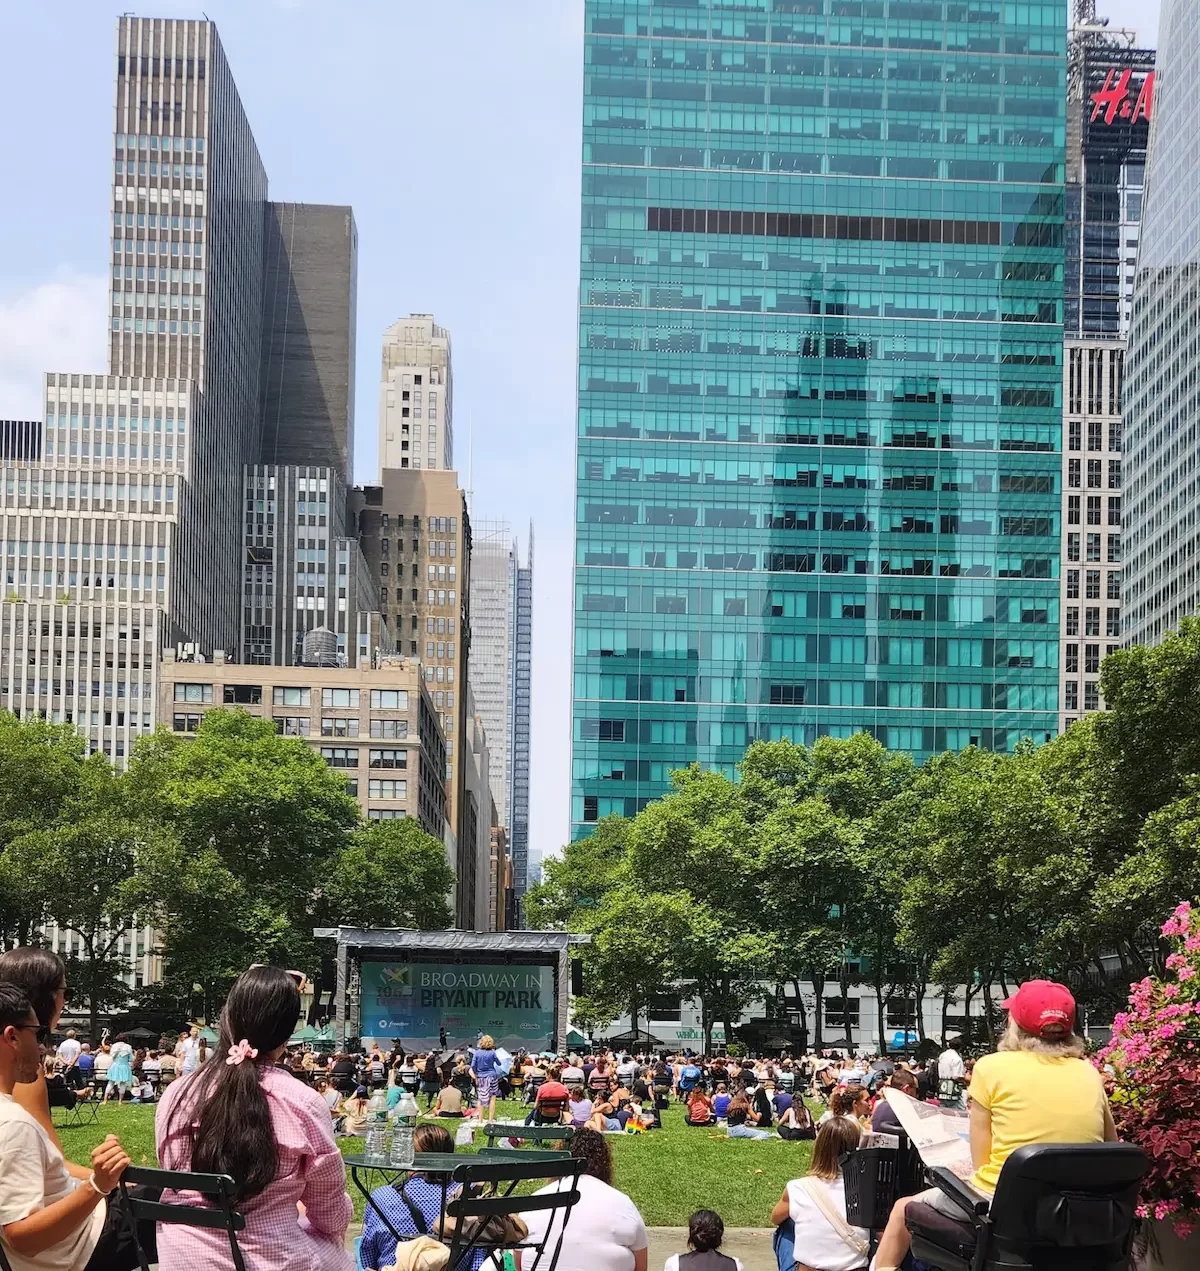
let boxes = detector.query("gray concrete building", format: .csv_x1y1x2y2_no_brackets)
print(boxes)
1125,3,1200,645
511,531,532,902
259,203,357,484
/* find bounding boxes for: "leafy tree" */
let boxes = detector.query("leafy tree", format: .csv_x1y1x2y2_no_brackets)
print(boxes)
322,819,455,930
0,760,154,1039
524,816,629,930
127,710,360,1009
0,712,93,944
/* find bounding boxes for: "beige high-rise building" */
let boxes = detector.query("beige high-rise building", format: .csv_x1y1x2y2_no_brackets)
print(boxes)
158,648,449,839
378,316,453,473
351,468,475,920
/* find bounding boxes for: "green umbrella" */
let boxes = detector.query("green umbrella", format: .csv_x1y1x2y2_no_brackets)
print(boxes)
566,1029,588,1046
289,1024,321,1044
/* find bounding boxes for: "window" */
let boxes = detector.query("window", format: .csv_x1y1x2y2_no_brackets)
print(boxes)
370,689,409,710
647,994,682,1022
1085,607,1100,636
824,997,860,1029
1107,571,1121,600
1106,607,1121,637
223,684,262,704
1084,682,1100,711
1067,458,1080,488
1087,420,1102,451
272,686,310,706
1108,497,1121,526
1086,496,1101,526
1066,569,1079,599
172,712,203,731
1067,533,1080,562
321,687,360,708
1084,644,1100,674
274,716,311,736
174,683,211,702
1086,533,1102,562
1064,681,1078,711
1086,569,1101,599
368,779,407,799
1086,459,1102,488
1065,644,1079,672
321,747,359,768
369,718,409,739
321,717,359,738
1067,495,1080,525
369,749,408,768
1065,606,1079,635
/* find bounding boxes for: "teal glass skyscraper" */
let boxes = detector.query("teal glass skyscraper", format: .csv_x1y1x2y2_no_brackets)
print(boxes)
572,0,1067,836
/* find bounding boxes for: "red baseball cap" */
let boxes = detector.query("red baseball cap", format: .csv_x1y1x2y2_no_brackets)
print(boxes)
1000,980,1076,1038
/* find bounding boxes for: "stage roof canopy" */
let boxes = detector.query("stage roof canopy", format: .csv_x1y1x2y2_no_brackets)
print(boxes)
314,928,589,954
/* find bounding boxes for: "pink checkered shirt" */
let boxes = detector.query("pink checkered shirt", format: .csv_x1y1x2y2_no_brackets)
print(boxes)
156,1063,353,1271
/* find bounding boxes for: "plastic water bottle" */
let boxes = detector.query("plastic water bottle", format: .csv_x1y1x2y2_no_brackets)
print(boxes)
391,1090,419,1167
365,1087,390,1162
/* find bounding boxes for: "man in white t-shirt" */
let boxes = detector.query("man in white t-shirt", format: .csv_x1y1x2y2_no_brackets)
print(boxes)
56,1033,81,1070
937,1043,966,1109
0,983,150,1271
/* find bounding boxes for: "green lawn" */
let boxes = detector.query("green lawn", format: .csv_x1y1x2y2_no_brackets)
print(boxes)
57,1097,812,1228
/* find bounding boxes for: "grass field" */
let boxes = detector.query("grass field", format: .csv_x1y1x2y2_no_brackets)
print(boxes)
56,1096,812,1228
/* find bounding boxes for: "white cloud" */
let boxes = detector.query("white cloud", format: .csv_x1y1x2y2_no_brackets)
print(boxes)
0,272,108,419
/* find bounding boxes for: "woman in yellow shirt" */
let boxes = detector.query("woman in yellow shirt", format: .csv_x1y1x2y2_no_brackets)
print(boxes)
872,980,1118,1271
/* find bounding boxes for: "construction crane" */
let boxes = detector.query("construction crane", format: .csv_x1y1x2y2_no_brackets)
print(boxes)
1068,0,1138,102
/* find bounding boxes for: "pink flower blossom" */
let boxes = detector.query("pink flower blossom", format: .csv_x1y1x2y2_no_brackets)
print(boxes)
1179,966,1196,981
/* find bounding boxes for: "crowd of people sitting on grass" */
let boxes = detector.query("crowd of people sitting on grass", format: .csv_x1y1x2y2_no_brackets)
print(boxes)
0,944,1122,1271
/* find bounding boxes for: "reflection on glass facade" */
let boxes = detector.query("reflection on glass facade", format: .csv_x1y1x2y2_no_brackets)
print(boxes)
571,0,1067,836
1124,0,1200,646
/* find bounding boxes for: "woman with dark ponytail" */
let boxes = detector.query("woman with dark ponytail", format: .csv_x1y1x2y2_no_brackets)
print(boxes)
156,966,352,1269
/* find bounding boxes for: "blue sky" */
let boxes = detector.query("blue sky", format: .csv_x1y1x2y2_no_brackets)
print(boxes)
0,0,1161,871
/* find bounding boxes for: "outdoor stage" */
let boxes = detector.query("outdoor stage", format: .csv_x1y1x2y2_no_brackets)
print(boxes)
316,927,587,1053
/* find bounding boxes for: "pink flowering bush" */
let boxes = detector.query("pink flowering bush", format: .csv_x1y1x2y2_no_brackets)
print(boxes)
1100,901,1200,1238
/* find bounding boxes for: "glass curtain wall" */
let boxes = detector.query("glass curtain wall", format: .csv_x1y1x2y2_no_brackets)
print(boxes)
572,0,1067,835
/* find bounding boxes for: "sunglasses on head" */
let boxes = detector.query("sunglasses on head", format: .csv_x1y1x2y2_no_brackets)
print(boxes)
248,964,310,994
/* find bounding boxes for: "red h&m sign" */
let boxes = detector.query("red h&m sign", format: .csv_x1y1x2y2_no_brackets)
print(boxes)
1090,68,1155,126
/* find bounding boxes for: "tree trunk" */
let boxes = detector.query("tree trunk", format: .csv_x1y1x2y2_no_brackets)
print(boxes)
875,983,887,1054
812,971,826,1049
981,978,996,1048
840,962,855,1050
940,984,951,1044
790,979,808,1053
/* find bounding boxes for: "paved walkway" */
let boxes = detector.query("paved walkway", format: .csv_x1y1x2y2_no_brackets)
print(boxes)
648,1226,776,1270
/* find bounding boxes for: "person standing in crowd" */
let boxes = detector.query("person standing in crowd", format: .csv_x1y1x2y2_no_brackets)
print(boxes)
521,1127,649,1271
419,1052,441,1108
158,967,352,1270
936,1039,966,1109
770,1119,868,1271
178,1027,202,1077
0,982,155,1271
664,1210,744,1271
470,1034,502,1124
103,1035,134,1105
57,1030,82,1089
871,981,1117,1271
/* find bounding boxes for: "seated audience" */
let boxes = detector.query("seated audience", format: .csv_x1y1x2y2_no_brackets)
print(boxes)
871,980,1117,1271
712,1083,731,1120
157,966,353,1270
568,1086,594,1128
818,1087,868,1129
341,1086,370,1137
770,1118,868,1271
431,1081,466,1118
525,1064,570,1126
726,1091,770,1141
870,1070,918,1135
777,1100,816,1142
664,1209,743,1271
751,1085,775,1129
684,1087,715,1127
0,981,153,1271
359,1124,487,1271
521,1127,649,1271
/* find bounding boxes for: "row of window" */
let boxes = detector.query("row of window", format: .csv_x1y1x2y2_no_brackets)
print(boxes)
1065,495,1120,526
377,514,457,532
1065,569,1121,601
173,684,410,709
114,160,204,179
1064,644,1118,674
1064,606,1120,638
1064,532,1120,563
45,411,186,432
1066,459,1120,489
114,133,205,151
1063,682,1101,712
274,717,408,739
113,240,203,258
112,213,203,229
321,748,408,769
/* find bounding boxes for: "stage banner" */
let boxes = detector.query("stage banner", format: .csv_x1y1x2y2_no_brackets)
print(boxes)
359,961,555,1050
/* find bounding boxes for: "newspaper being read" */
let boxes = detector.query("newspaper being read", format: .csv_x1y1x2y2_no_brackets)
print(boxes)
882,1088,974,1181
